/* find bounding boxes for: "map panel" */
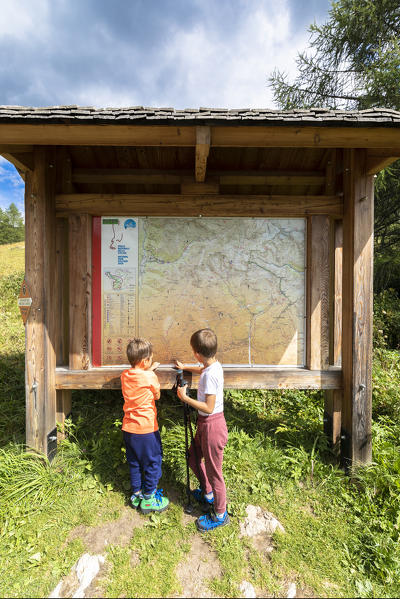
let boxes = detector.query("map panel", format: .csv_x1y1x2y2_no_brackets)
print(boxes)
137,217,305,366
101,217,138,365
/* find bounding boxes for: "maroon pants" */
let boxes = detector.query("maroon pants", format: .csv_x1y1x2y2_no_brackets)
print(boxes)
188,412,228,513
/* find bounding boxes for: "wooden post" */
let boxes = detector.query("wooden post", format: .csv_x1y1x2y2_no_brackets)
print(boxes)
306,215,330,371
55,217,71,437
341,149,373,466
324,219,343,451
25,147,58,457
69,214,92,370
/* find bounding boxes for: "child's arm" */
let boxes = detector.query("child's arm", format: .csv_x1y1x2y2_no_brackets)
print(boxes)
176,385,216,414
149,361,160,371
174,359,203,374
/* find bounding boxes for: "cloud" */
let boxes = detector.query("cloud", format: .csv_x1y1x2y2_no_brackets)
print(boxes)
0,0,330,109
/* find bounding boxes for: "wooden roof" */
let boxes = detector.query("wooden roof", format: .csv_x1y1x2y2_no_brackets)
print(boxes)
1,106,399,210
0,105,400,126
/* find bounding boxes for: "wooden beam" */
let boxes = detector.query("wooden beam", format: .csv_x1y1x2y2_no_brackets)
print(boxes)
69,214,91,370
0,144,33,153
55,218,69,366
324,390,342,454
325,219,343,451
325,150,336,195
55,366,343,390
306,216,330,370
56,193,343,218
180,179,219,195
195,126,210,182
72,168,185,185
25,147,57,456
0,124,196,146
366,154,399,175
1,151,33,171
56,390,72,440
56,147,75,193
330,220,343,367
71,168,325,187
211,126,400,150
341,149,373,465
220,174,325,186
1,123,400,149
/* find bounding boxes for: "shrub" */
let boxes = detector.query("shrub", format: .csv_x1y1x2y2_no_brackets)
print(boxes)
373,288,400,350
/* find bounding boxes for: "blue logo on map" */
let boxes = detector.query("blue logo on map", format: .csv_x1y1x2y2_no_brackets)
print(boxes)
124,219,136,229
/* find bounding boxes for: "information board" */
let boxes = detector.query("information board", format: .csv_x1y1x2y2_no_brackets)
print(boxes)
92,217,306,366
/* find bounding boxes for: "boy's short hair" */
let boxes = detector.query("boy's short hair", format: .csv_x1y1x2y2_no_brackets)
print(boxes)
126,337,153,366
190,328,217,358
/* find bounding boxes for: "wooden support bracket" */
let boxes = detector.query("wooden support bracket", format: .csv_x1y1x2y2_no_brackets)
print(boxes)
195,126,210,182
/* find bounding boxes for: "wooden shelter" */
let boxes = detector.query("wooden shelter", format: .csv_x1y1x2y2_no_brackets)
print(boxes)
1,105,399,464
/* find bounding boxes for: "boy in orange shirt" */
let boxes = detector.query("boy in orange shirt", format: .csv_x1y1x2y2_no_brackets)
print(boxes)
121,337,169,514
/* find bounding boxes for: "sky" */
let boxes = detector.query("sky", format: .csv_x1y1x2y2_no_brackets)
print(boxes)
0,0,332,214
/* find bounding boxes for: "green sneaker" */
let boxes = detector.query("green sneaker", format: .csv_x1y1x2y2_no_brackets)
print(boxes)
130,492,143,508
140,488,169,514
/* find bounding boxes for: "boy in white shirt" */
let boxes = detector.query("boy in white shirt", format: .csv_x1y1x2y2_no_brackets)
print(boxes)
176,328,229,531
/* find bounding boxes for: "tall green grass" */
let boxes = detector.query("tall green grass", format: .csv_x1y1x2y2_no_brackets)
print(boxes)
1,242,400,597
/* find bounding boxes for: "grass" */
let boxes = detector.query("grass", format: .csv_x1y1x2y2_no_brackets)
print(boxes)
1,241,400,597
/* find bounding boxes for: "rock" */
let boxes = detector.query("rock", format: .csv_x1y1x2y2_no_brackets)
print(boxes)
240,580,257,598
49,582,63,598
239,505,285,538
48,553,105,598
73,553,105,598
287,582,296,598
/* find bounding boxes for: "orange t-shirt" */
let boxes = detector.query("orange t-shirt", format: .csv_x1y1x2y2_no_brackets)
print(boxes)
121,368,161,434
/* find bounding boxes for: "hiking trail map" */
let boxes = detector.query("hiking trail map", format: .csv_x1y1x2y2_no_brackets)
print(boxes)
92,217,306,366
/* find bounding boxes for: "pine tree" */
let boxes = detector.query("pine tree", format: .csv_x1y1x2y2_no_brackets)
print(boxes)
0,203,25,244
269,0,400,293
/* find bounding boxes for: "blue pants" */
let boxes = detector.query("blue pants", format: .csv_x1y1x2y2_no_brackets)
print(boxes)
123,430,163,495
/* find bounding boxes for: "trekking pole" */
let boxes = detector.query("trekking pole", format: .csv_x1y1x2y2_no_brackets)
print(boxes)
183,402,194,514
173,369,195,514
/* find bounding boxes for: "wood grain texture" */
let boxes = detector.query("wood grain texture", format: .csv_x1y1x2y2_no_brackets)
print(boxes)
56,389,72,439
69,214,92,370
324,389,342,452
71,168,325,187
333,221,343,366
55,366,342,390
1,123,400,149
325,150,336,195
180,179,219,195
342,149,373,465
55,218,69,366
195,126,210,182
56,147,75,193
56,194,343,217
25,147,57,454
366,150,400,174
2,152,33,172
306,215,330,370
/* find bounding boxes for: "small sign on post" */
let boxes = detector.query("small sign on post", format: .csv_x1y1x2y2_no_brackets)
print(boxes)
18,278,32,325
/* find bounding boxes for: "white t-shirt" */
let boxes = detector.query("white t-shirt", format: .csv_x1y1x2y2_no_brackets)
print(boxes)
197,361,224,416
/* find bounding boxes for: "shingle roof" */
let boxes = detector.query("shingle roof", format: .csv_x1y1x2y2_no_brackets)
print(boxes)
1,105,400,126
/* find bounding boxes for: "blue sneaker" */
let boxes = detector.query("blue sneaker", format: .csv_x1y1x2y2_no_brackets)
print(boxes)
191,488,214,509
196,510,230,532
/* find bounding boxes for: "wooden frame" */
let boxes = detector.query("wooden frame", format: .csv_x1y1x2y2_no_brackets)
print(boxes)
55,366,342,390
0,111,389,464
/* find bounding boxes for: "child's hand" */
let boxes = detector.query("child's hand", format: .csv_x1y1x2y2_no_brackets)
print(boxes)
174,359,184,370
150,362,160,370
177,385,188,401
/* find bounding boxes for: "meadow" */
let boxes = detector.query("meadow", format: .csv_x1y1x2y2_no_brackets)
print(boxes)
0,241,399,597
